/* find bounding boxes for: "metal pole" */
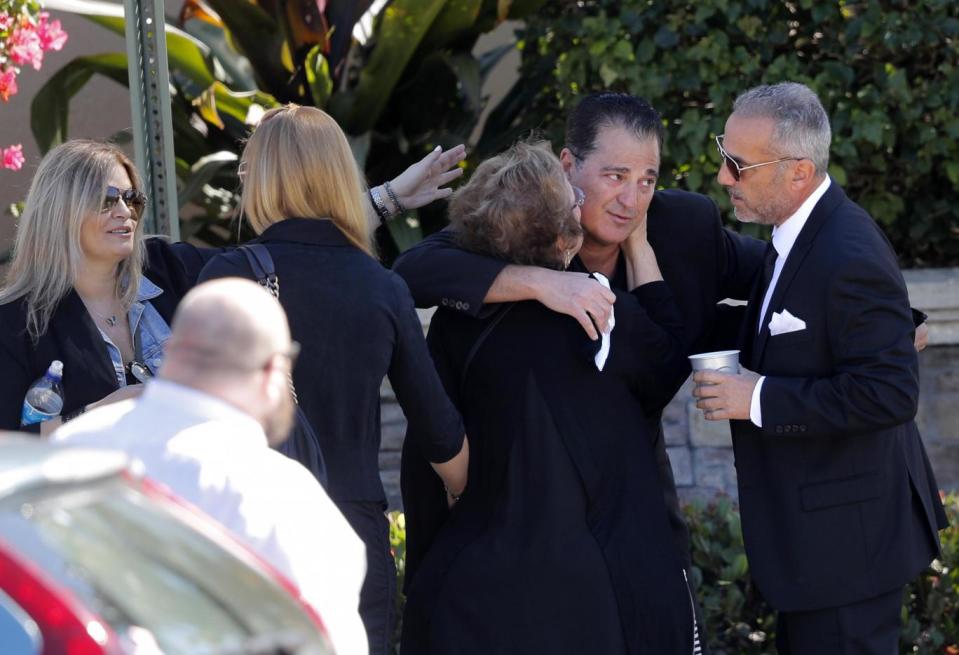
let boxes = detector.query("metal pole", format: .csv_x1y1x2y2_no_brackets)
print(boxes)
122,0,179,239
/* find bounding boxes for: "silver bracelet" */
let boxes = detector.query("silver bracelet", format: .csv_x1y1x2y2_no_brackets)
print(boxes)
383,180,407,214
369,186,391,223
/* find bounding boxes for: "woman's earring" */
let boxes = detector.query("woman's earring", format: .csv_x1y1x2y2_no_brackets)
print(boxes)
563,249,573,269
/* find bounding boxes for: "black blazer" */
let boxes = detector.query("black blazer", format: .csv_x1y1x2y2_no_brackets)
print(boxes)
731,180,948,612
0,239,215,432
393,188,767,568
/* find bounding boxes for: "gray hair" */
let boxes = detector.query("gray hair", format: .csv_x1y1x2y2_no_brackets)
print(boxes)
732,82,831,175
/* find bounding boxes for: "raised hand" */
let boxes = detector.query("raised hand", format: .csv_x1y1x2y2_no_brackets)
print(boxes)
388,144,467,211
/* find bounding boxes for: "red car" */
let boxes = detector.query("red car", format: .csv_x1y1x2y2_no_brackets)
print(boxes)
0,435,335,655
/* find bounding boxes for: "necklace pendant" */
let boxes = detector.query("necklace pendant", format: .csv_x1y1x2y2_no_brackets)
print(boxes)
105,315,118,327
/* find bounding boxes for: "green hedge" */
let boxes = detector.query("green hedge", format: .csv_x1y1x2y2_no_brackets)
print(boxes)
488,0,959,267
389,492,959,654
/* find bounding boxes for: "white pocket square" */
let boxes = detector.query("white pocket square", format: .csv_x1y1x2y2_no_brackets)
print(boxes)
768,308,806,336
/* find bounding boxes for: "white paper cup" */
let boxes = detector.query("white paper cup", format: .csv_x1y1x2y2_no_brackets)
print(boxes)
688,349,740,374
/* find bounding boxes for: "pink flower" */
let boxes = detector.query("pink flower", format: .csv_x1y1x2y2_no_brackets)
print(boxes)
2,144,25,171
0,14,14,32
0,68,17,102
36,13,68,52
8,24,44,70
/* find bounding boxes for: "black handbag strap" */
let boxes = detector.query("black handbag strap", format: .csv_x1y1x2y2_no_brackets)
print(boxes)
238,244,279,299
459,303,514,398
237,244,299,403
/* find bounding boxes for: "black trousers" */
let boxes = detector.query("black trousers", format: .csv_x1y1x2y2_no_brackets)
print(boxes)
338,501,397,655
775,587,903,655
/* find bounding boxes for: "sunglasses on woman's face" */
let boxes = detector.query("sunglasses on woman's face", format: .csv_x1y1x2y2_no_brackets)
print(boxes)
101,186,147,215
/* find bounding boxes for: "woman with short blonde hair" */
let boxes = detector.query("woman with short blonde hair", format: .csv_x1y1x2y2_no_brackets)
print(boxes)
200,103,470,655
240,104,374,256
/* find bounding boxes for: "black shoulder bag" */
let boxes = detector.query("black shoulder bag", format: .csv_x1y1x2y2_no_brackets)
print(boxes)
238,244,329,489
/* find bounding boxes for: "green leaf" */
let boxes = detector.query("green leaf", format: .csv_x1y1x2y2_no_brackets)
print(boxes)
31,53,130,153
45,1,218,89
827,163,848,186
203,0,289,96
178,151,239,209
654,26,679,48
420,0,483,51
305,46,334,108
946,161,959,186
336,0,448,134
386,213,424,253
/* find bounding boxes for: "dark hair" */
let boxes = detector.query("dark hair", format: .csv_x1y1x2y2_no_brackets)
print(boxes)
450,140,582,269
565,92,664,160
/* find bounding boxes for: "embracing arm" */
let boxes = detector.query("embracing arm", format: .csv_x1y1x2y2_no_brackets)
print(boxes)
394,232,616,340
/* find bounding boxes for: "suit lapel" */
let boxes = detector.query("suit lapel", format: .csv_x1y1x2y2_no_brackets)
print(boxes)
749,181,847,371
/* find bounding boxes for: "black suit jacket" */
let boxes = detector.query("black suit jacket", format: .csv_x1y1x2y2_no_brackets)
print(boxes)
0,239,215,432
731,180,948,612
393,189,767,566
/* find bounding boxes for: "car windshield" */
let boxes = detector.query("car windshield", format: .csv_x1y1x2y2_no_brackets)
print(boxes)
0,476,331,655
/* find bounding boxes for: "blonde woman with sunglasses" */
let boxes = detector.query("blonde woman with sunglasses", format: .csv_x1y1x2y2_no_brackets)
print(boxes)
0,136,464,440
0,140,212,435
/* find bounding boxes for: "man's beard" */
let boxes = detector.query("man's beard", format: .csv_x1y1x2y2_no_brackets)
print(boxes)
264,385,297,448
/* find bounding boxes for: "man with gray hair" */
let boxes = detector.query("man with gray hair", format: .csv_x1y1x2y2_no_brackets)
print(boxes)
55,278,369,655
693,82,947,653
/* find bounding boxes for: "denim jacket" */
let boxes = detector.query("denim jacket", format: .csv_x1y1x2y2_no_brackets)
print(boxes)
98,277,171,387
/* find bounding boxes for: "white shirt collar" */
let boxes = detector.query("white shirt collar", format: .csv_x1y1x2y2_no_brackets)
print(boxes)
142,378,265,440
771,176,831,259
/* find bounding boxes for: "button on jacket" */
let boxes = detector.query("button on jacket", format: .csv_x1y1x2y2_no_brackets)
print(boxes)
198,218,465,504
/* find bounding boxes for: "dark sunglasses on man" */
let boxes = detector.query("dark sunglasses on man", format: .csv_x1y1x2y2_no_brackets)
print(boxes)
101,185,148,215
715,134,801,181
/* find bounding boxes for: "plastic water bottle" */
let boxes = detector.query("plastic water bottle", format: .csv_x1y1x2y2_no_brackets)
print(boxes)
21,360,65,427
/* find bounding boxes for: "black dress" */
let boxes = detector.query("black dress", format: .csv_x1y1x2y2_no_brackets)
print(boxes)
198,218,464,655
401,282,695,655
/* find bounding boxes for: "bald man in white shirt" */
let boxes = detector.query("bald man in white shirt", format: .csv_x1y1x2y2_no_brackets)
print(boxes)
56,278,369,655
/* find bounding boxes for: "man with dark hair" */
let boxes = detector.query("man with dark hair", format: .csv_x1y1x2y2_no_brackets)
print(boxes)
692,82,947,654
393,92,766,646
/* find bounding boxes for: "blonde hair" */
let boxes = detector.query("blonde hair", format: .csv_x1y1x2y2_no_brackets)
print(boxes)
450,139,582,269
240,104,375,256
0,140,146,341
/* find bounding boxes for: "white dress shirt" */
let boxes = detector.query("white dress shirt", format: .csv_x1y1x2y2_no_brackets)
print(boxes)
750,176,831,427
55,379,369,655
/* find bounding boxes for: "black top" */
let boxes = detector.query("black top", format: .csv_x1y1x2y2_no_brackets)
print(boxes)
392,189,766,572
198,218,465,504
0,239,215,432
400,283,693,655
